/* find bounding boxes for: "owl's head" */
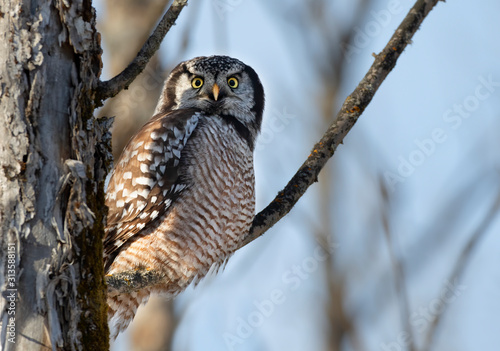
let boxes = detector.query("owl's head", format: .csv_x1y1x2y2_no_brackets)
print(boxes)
156,55,265,144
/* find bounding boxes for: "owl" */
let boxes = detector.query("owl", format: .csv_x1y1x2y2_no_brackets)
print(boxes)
104,55,264,339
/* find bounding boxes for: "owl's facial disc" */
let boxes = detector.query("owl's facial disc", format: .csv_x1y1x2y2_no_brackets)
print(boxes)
179,70,248,114
158,56,265,141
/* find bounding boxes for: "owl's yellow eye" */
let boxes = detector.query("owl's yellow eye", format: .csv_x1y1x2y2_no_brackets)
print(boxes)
227,77,239,89
191,77,204,89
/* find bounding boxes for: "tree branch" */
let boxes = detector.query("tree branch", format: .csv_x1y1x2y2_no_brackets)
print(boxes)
241,0,442,248
95,0,188,103
106,0,443,294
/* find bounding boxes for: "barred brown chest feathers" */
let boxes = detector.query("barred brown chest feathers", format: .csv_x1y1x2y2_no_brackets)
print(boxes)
107,116,255,281
105,55,264,339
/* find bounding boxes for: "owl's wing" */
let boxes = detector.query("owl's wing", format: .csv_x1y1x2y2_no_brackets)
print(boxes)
104,108,201,269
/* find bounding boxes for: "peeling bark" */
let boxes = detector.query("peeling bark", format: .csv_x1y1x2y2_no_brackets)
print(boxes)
0,1,110,350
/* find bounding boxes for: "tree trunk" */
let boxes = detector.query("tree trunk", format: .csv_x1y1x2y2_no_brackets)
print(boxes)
0,1,109,350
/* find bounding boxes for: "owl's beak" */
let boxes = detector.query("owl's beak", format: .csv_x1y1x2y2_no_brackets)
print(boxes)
212,83,220,101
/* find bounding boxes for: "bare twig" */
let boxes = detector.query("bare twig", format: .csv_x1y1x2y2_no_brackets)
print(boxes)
96,0,188,103
106,0,444,293
422,193,500,351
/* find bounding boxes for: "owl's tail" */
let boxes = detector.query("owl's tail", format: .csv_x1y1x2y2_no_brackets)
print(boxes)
107,289,151,340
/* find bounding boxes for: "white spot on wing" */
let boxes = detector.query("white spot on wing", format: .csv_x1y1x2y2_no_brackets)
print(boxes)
173,127,182,139
135,177,155,187
138,153,152,161
133,141,144,149
146,142,163,153
123,172,132,180
137,188,150,199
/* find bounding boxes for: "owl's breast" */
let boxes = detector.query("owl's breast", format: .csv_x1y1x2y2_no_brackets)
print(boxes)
154,115,255,283
179,115,255,235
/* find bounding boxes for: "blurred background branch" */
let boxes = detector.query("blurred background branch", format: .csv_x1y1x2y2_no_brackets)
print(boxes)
381,180,417,351
423,189,500,351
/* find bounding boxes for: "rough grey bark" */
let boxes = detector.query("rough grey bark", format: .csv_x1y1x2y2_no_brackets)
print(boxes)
106,0,444,294
0,1,109,350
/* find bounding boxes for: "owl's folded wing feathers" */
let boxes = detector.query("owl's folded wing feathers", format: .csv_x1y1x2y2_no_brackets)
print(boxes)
103,108,201,271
